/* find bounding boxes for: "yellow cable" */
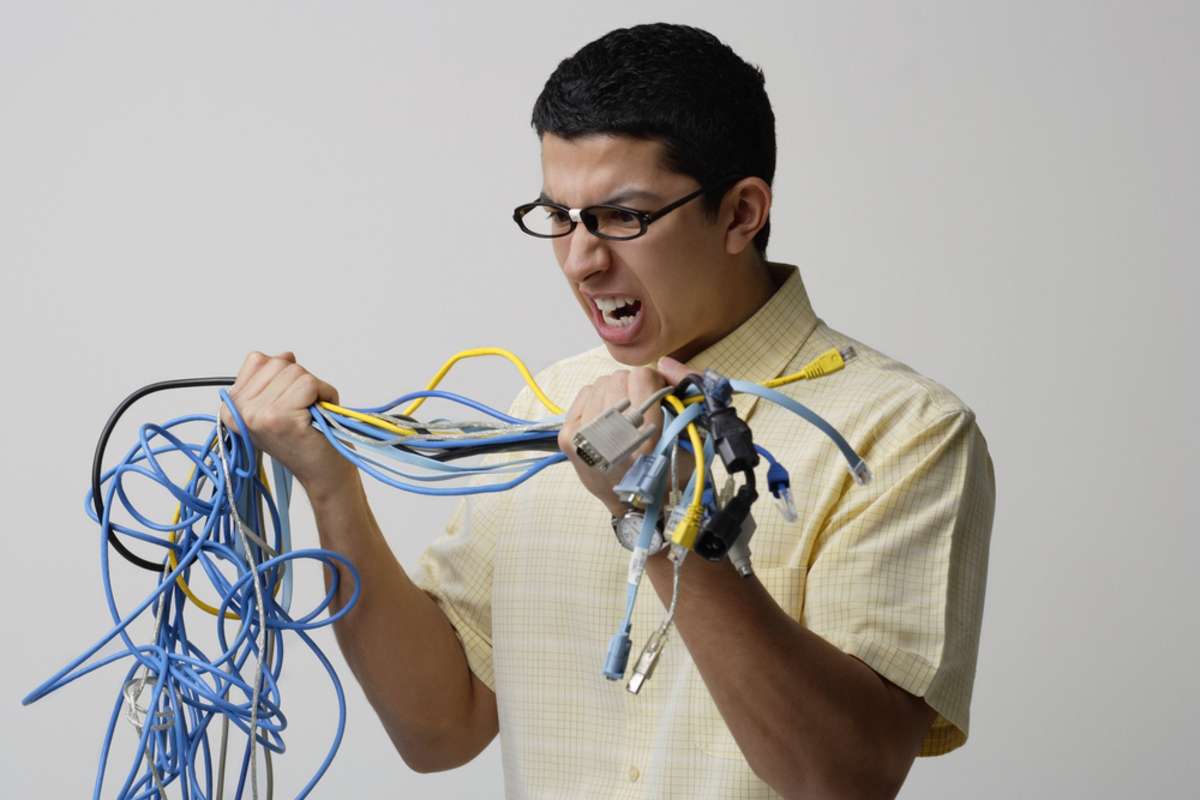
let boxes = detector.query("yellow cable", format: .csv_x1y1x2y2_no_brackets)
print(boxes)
168,455,279,620
315,402,417,437
313,347,563,440
765,346,854,388
399,347,563,417
171,347,559,616
167,346,842,613
663,394,705,550
661,347,853,548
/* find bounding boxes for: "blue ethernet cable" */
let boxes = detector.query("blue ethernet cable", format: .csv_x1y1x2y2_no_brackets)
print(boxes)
602,402,711,680
32,354,872,797
24,404,362,799
730,381,871,483
350,388,549,427
310,405,566,495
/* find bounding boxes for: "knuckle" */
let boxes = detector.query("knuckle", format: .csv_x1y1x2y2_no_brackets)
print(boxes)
296,373,319,394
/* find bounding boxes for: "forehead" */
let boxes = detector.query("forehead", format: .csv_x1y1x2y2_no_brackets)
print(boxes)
539,133,671,200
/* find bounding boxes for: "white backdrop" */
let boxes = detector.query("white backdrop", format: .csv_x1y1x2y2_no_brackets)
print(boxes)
2,2,1196,797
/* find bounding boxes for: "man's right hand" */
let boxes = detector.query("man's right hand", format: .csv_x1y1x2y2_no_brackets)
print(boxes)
219,353,499,770
219,351,357,499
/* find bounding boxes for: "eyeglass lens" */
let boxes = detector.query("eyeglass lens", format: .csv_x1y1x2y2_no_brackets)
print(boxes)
518,204,644,239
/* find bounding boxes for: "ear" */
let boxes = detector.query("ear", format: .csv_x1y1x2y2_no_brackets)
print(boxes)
721,177,772,257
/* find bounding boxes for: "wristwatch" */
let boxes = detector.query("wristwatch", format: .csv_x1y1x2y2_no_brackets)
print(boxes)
611,509,667,555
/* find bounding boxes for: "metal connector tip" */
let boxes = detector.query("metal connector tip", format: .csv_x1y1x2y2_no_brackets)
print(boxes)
850,459,873,485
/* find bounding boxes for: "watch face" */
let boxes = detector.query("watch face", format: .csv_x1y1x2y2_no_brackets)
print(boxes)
613,511,666,554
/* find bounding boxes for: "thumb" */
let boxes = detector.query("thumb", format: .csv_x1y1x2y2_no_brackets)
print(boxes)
656,355,693,385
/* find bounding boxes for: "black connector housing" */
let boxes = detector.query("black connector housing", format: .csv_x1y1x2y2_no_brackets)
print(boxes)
709,407,759,473
694,484,758,561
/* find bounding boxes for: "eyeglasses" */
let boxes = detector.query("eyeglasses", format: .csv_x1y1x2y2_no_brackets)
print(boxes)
512,178,736,241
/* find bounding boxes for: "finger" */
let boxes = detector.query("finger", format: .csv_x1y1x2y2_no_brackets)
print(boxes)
277,371,333,414
628,366,666,409
233,351,269,391
254,362,306,409
563,385,592,428
579,373,622,422
313,377,339,405
276,351,296,363
557,385,592,454
655,355,693,385
628,367,666,455
236,357,294,403
598,371,631,415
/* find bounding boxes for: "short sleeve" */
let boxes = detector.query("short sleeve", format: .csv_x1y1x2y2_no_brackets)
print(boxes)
802,408,995,756
408,386,537,692
410,494,504,691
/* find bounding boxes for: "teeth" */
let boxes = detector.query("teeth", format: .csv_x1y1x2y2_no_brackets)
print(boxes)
603,310,637,327
594,295,641,328
594,295,638,312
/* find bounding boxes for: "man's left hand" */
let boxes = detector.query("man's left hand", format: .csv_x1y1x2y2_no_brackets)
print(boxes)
556,357,694,517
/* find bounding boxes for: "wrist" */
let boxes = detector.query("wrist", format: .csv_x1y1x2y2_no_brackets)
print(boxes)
299,460,361,504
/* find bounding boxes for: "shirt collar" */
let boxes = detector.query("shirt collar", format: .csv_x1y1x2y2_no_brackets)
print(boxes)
683,262,820,420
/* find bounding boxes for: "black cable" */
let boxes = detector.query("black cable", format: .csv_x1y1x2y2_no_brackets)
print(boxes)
95,378,560,571
420,437,562,462
671,374,709,412
92,377,236,573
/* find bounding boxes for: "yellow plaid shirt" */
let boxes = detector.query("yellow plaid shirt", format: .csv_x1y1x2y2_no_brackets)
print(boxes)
413,264,995,799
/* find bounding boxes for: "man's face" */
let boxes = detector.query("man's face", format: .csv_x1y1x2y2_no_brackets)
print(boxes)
539,133,730,366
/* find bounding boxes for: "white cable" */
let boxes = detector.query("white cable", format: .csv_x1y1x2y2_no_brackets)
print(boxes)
216,410,267,800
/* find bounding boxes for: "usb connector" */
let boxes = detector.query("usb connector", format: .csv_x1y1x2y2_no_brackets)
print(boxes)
626,629,668,694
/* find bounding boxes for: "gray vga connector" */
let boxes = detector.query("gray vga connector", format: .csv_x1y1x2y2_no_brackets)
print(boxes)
571,399,657,472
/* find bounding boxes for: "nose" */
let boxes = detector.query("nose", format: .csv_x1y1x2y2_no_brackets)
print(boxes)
558,222,611,284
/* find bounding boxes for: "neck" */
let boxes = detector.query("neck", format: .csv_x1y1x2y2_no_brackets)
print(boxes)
669,256,784,363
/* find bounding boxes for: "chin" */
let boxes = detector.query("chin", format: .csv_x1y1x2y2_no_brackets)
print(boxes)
600,340,660,368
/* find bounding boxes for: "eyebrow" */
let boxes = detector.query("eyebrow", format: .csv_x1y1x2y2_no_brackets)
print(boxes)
537,187,662,207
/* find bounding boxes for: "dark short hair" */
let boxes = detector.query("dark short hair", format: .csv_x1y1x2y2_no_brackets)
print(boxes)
531,23,776,256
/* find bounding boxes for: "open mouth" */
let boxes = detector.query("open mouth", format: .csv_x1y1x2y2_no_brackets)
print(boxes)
594,295,643,328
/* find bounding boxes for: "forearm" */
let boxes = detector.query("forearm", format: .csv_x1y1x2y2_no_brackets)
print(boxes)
303,470,498,771
645,554,923,798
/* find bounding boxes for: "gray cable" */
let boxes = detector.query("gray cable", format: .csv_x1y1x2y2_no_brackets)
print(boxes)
631,387,674,422
217,410,267,800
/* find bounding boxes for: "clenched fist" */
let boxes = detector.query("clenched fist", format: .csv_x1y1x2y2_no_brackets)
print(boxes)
219,351,357,498
557,356,695,517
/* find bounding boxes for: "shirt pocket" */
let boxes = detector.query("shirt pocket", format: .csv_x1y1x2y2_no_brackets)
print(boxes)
688,565,807,759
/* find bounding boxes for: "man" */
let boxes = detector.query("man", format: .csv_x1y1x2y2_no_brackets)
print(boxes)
223,23,994,798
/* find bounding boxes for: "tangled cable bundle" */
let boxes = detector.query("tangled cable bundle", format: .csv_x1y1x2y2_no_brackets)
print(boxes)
23,347,870,799
23,391,362,799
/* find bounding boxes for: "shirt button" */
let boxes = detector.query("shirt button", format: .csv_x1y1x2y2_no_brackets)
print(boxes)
628,766,641,782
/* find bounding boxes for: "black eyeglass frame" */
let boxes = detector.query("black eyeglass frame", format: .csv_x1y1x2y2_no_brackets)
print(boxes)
512,175,741,241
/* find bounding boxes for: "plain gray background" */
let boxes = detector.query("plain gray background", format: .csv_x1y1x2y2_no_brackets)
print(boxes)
3,2,1196,797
